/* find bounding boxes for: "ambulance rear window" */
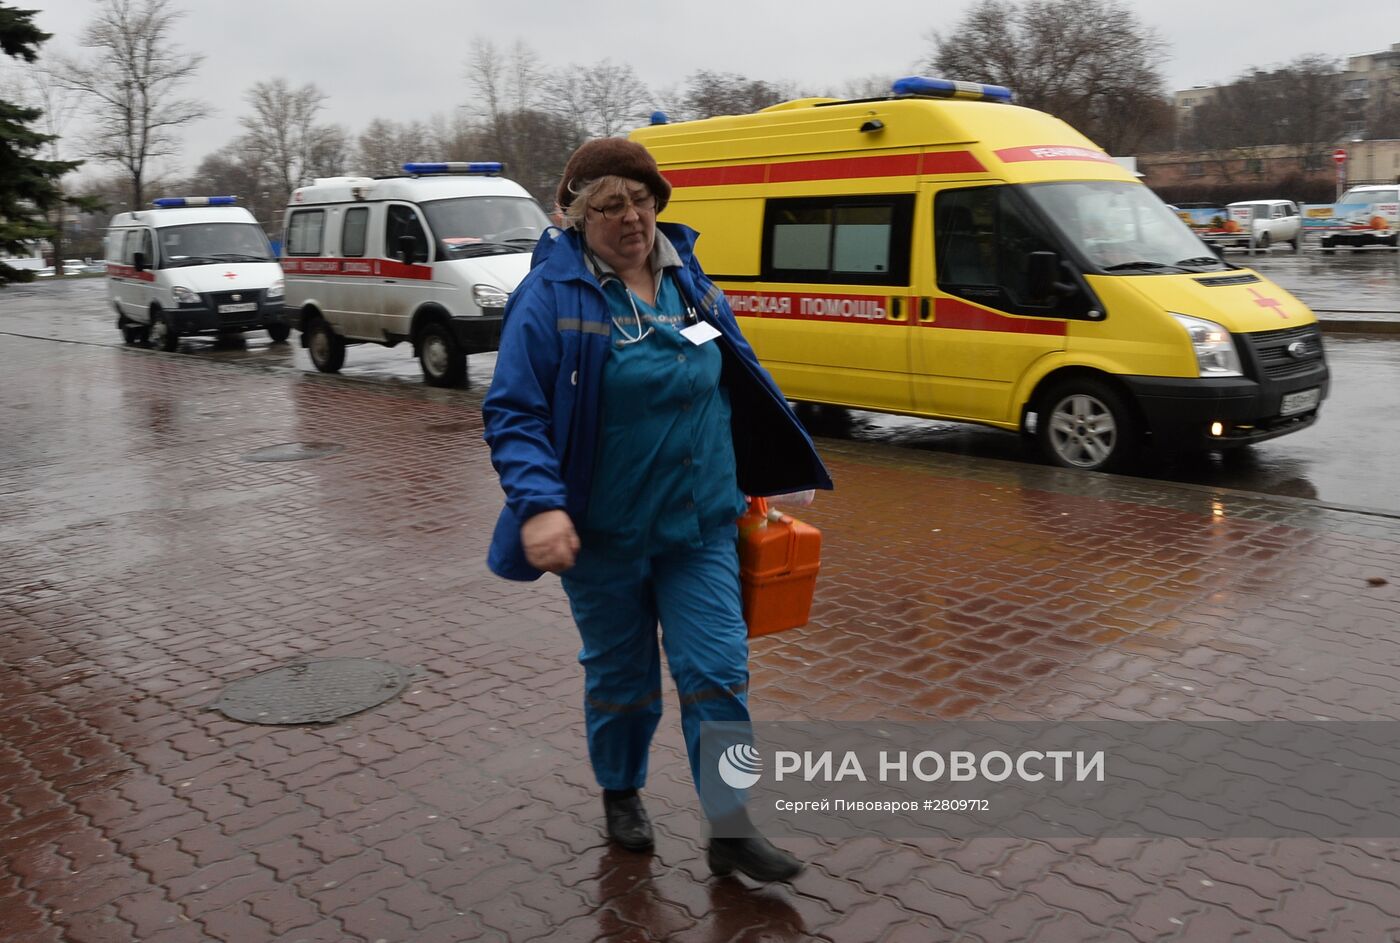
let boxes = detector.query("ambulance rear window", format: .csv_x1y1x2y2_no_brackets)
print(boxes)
762,196,912,286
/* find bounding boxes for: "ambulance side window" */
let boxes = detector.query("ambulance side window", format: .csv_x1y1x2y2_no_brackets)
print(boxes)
342,207,369,257
285,210,325,256
762,196,912,286
121,230,140,265
936,187,1080,317
386,204,429,264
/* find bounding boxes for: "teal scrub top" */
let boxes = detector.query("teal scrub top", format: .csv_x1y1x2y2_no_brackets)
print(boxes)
581,270,747,557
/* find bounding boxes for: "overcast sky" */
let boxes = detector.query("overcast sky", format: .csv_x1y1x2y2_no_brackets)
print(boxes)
16,0,1400,183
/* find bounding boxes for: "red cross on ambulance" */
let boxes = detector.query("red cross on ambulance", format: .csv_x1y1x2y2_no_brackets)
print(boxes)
1248,287,1288,319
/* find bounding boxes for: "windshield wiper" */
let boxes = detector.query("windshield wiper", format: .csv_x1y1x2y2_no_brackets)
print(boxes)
165,255,223,267
1101,260,1181,272
448,241,525,256
208,252,272,262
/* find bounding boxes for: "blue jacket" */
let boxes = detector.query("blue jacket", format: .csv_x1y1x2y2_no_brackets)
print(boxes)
482,223,833,581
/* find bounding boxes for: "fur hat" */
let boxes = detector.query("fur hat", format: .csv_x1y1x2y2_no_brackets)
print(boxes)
555,138,671,214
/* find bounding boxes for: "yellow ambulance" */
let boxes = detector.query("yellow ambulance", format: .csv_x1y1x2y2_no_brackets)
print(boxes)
631,77,1329,472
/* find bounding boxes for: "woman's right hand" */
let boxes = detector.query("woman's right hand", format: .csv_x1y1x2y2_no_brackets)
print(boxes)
521,509,580,573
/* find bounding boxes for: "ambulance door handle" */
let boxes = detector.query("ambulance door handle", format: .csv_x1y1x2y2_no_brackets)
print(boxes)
890,297,902,320
919,298,931,321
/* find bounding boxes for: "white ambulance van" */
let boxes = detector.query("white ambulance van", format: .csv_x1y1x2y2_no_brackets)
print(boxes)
281,162,550,386
105,196,288,351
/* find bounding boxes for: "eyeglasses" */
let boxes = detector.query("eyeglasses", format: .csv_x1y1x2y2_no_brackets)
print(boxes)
587,193,657,221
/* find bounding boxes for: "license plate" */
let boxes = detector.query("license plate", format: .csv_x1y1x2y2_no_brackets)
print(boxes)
1279,387,1320,416
218,302,257,314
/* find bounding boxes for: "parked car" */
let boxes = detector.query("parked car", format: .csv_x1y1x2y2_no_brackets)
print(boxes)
1321,185,1400,251
1222,200,1301,251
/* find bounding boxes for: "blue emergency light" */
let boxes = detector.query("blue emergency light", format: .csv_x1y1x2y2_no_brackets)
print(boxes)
151,196,239,207
402,162,504,176
891,77,1013,103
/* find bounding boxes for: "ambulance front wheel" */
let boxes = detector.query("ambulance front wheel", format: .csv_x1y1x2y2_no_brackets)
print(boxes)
266,323,291,344
119,316,149,346
306,318,345,373
418,322,466,387
149,309,179,352
1036,378,1138,473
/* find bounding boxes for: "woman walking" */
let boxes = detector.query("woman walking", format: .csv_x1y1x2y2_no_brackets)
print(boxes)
482,138,831,881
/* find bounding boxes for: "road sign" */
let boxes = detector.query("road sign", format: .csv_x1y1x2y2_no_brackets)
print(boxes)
1333,148,1348,164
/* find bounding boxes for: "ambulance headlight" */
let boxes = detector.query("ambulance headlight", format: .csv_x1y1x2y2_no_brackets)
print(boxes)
473,284,509,310
172,285,200,305
265,279,284,300
1171,313,1242,377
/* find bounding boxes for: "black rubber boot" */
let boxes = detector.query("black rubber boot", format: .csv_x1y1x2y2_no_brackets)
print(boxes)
603,792,654,851
707,833,803,882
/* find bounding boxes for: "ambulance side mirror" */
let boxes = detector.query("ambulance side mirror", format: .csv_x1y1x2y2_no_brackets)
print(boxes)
397,235,419,264
1027,251,1072,300
132,251,147,273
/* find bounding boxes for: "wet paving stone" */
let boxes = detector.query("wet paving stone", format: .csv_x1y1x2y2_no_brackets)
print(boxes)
3,334,1400,941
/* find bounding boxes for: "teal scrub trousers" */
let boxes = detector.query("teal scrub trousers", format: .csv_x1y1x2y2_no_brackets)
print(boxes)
561,524,749,822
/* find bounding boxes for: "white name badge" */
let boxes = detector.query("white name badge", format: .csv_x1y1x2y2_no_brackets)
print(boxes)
680,321,721,345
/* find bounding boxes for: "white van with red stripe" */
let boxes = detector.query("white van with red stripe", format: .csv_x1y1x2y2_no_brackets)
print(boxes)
105,197,288,351
281,162,550,387
632,77,1329,471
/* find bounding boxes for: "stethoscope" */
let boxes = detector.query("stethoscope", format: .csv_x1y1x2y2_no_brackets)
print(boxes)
591,253,700,346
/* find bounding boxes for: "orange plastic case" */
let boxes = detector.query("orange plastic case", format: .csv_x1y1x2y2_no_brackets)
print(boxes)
737,497,822,637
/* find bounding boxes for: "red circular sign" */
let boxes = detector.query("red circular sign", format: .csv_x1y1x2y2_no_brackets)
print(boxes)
1333,148,1348,164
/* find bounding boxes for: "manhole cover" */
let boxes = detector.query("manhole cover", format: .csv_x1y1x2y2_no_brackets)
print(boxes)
211,658,410,724
241,442,344,462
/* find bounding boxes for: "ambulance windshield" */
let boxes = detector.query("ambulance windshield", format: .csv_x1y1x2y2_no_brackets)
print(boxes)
1023,181,1226,273
422,196,551,257
158,223,274,267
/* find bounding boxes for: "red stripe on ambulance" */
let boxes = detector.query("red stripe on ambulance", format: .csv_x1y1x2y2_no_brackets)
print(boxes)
107,264,155,283
664,150,986,189
281,258,433,280
927,297,1067,336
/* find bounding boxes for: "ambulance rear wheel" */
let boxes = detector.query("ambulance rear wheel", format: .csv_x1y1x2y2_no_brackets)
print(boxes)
1036,378,1137,473
419,322,466,387
307,318,345,373
266,323,291,344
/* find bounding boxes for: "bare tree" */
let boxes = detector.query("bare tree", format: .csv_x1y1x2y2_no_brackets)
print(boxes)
926,0,1170,154
547,60,652,138
1184,57,1343,171
676,71,791,121
356,118,432,177
54,0,205,207
238,78,341,207
425,108,483,162
2,53,87,271
184,149,272,228
464,39,579,204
